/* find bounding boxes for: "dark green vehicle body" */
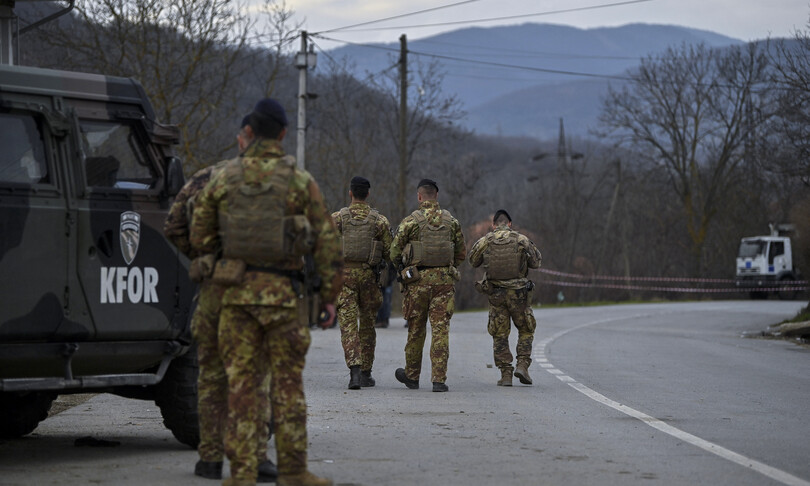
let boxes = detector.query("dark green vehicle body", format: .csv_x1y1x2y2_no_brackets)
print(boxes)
0,63,198,446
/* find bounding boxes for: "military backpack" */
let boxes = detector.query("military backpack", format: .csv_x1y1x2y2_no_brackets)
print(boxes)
483,230,524,280
339,207,383,265
403,209,455,267
219,155,312,267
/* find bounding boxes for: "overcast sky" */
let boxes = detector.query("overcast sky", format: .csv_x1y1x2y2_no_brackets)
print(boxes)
281,0,810,50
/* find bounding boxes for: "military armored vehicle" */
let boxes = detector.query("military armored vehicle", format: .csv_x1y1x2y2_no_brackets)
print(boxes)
0,1,198,447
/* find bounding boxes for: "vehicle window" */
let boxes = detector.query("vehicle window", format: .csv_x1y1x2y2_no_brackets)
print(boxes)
738,240,765,258
769,241,785,264
0,113,50,185
80,121,156,190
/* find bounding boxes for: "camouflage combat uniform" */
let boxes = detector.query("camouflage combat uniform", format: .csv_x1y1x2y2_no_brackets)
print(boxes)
331,202,392,374
190,139,341,483
164,160,271,465
390,200,466,385
469,224,542,376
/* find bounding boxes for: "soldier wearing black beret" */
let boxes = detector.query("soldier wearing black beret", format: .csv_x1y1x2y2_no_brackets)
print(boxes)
331,176,392,390
389,178,466,392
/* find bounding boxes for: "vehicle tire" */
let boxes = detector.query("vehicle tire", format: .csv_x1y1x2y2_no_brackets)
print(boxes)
0,391,57,438
777,276,798,300
154,346,199,448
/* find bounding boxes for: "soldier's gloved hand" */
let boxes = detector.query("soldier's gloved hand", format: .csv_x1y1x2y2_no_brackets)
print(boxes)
319,303,336,330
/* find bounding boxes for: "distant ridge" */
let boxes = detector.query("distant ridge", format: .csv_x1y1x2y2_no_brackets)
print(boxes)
326,22,744,139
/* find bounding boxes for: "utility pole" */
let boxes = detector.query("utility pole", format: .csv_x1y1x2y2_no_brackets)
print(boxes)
397,34,408,221
295,31,316,170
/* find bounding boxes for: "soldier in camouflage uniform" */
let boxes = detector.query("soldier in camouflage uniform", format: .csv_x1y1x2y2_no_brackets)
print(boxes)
164,116,277,482
390,179,466,393
331,177,392,390
469,209,542,386
190,99,342,486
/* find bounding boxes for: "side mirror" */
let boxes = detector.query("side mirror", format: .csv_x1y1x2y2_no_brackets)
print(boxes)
165,156,185,197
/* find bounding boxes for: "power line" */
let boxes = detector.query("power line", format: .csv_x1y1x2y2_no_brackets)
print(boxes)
324,0,655,33
315,0,485,35
309,37,400,98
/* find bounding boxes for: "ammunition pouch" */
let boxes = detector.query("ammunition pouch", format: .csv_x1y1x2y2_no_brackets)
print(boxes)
285,214,314,257
475,277,492,295
400,265,421,285
211,258,246,286
377,261,392,288
189,254,216,283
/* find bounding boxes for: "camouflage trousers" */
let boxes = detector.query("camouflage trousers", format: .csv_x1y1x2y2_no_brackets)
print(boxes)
487,287,537,372
219,304,311,480
337,272,382,370
191,281,271,464
402,283,455,384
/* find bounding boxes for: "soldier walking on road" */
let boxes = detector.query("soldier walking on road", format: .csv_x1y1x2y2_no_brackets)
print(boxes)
469,209,542,386
331,177,392,390
190,98,342,486
164,116,277,482
390,179,466,392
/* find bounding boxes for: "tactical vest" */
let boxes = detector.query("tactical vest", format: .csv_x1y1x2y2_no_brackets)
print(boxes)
407,209,455,267
219,155,311,266
483,230,524,280
339,207,383,265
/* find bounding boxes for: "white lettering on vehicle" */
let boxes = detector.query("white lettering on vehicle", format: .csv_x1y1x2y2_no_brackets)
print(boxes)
100,267,160,304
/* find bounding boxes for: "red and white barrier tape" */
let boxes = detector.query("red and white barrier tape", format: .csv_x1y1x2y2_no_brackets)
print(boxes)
541,279,808,293
537,268,808,285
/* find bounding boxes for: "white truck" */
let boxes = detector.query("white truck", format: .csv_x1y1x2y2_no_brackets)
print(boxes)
735,224,801,299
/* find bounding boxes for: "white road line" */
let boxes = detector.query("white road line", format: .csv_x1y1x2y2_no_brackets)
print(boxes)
538,313,810,486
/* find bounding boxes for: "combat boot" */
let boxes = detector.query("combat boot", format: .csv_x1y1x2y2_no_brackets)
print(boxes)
395,368,419,389
360,369,375,387
277,470,333,486
514,362,533,385
257,459,278,483
497,368,513,386
194,460,223,479
348,366,362,389
432,382,448,392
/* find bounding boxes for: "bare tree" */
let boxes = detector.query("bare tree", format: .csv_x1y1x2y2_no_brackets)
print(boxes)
599,42,772,274
769,19,810,183
367,56,466,221
29,0,299,173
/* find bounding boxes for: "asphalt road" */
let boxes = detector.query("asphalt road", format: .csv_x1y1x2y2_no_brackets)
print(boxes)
1,300,808,486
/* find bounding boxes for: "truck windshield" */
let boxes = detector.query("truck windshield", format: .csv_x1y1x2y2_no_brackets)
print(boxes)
739,240,766,258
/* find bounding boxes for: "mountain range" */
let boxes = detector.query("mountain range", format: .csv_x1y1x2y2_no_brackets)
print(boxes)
326,23,745,140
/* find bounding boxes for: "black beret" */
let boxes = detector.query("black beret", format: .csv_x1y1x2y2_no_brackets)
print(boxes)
240,113,251,128
252,98,288,127
418,178,438,192
493,209,512,223
350,176,370,190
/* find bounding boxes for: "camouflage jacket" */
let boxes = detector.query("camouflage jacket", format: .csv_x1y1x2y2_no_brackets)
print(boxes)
331,201,393,287
469,224,542,289
189,138,342,307
390,200,466,286
163,160,228,259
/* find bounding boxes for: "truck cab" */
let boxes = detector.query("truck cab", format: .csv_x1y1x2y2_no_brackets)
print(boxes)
735,228,800,300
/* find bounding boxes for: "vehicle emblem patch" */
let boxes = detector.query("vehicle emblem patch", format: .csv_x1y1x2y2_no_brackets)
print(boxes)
120,211,141,265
